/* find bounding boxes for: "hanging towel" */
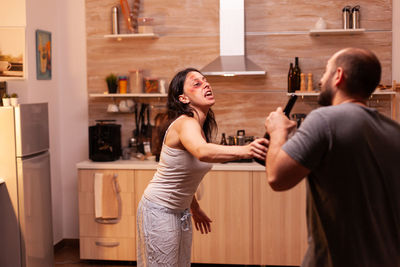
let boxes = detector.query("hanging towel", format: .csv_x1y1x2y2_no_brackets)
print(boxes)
94,173,104,218
94,173,121,223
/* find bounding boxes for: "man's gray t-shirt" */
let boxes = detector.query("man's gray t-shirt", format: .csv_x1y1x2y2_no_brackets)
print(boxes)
283,103,400,267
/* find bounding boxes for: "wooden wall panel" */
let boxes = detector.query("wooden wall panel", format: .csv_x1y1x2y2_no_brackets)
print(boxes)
246,0,392,32
86,0,393,144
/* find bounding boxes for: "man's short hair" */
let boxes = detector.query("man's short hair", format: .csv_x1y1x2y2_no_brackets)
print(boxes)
333,48,381,98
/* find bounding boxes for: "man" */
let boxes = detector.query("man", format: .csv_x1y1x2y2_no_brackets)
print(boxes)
264,48,400,267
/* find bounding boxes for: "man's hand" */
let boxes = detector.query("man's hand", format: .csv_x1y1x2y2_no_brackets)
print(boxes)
265,107,297,137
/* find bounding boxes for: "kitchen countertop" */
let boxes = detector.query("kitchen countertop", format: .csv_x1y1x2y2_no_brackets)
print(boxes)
76,158,266,171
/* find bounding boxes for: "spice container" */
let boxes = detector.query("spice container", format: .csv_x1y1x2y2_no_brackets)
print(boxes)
118,76,128,94
138,17,154,34
129,70,143,93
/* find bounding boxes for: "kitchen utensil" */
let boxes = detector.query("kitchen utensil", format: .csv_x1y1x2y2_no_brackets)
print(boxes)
145,105,153,139
120,0,135,33
254,94,298,166
130,0,140,32
133,103,139,137
137,103,146,154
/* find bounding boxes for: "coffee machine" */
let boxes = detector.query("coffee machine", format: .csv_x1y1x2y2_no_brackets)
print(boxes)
89,120,122,161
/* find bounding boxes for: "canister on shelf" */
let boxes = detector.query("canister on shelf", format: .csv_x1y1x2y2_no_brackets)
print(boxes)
138,17,154,34
352,5,360,29
143,77,159,93
118,76,128,94
129,70,143,93
342,6,352,29
111,6,119,34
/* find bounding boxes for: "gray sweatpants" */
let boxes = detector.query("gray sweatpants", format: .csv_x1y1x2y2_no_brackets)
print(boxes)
136,197,192,267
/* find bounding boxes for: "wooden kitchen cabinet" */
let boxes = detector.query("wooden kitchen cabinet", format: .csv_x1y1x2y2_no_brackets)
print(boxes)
78,169,156,261
133,170,155,206
191,171,253,265
78,167,307,265
252,171,308,265
192,170,307,266
78,169,136,261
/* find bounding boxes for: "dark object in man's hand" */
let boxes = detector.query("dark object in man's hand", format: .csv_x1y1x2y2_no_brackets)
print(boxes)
254,94,298,166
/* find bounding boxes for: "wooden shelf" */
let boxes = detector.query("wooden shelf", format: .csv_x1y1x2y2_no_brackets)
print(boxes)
103,33,159,39
309,28,365,36
89,93,167,98
287,92,319,96
287,90,397,97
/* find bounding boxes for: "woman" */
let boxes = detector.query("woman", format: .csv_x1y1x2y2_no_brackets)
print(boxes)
137,68,268,266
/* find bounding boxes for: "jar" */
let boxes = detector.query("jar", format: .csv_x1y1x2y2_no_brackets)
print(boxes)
143,77,159,93
129,70,143,93
118,76,128,94
138,17,154,34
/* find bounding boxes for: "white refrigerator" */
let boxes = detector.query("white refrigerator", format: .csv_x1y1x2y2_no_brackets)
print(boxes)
0,103,54,267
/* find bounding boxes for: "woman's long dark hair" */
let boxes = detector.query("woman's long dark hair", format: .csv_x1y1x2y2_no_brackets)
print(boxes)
162,68,217,143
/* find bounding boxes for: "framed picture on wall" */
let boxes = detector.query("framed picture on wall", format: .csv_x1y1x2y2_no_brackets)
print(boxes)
36,30,52,80
0,27,25,80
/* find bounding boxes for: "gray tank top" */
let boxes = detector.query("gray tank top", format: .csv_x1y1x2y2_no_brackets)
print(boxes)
143,116,213,210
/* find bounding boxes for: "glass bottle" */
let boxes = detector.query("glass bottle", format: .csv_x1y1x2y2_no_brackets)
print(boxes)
288,62,294,93
292,57,301,92
220,133,227,145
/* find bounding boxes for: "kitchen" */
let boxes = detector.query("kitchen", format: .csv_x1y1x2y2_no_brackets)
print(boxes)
1,0,399,266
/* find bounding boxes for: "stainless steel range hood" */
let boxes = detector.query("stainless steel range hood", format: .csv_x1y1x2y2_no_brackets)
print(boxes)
201,0,265,76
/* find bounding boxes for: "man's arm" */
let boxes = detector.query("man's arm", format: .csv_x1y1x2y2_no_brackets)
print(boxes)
265,107,310,191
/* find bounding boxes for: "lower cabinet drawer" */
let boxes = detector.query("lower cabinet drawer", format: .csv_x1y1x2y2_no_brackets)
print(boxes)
79,214,136,238
79,237,136,261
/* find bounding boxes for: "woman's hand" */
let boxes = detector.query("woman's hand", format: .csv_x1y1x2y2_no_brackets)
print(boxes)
247,138,269,160
191,206,212,234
